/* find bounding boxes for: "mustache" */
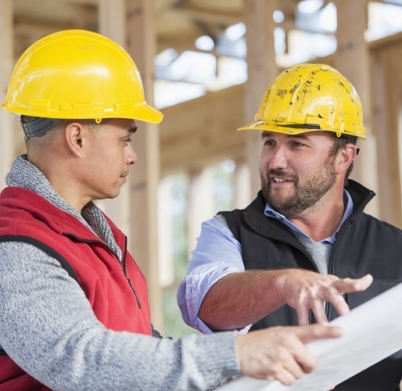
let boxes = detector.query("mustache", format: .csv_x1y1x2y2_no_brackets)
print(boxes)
267,169,297,181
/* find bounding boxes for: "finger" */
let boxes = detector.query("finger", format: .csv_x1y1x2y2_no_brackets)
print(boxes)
331,295,350,316
267,366,297,386
311,299,329,324
284,360,305,380
294,324,345,344
321,288,351,317
296,305,309,326
290,339,317,374
352,274,373,291
267,356,304,386
332,274,373,293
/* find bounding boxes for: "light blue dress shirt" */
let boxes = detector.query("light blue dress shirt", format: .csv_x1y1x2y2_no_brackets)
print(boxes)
177,190,354,335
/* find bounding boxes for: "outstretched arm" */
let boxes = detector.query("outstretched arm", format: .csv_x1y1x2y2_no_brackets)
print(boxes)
236,323,345,384
199,269,373,329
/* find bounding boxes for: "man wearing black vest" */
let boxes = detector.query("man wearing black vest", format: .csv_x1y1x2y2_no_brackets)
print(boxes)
178,63,402,390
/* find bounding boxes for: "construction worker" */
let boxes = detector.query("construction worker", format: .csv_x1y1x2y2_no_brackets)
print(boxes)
178,63,402,390
0,31,344,390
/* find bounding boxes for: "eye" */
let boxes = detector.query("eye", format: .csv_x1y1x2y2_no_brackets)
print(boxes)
291,141,305,148
123,138,132,145
263,139,276,147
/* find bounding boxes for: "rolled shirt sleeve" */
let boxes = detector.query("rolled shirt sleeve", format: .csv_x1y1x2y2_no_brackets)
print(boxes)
177,215,252,334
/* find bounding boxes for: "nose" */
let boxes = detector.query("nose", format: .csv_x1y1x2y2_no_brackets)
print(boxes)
268,144,288,170
126,144,137,165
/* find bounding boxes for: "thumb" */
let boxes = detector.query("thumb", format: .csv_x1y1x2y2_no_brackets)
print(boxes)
354,274,373,291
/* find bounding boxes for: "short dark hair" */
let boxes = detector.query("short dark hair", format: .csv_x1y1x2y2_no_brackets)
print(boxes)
21,116,110,139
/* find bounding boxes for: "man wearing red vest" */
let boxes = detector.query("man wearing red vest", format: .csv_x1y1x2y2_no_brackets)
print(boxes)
0,30,346,390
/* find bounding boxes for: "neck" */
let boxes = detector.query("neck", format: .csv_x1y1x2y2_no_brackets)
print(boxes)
287,189,346,242
28,154,88,213
50,179,90,213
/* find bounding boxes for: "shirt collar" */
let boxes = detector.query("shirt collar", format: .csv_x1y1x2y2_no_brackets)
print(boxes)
264,190,354,244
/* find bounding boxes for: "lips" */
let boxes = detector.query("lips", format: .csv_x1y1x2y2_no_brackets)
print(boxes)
272,177,293,183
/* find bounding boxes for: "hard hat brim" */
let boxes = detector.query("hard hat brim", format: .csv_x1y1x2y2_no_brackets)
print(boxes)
237,120,319,134
133,102,163,124
1,100,164,124
237,120,366,140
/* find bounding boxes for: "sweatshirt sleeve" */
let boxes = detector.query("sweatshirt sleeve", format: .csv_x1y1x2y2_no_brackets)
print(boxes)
0,242,241,391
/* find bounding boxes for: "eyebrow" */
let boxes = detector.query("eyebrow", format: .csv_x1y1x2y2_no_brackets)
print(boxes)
128,125,138,134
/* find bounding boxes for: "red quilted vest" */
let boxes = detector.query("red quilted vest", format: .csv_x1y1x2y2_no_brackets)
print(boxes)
0,187,152,390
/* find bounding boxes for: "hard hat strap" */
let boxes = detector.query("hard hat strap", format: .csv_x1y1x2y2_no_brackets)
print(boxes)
21,117,62,139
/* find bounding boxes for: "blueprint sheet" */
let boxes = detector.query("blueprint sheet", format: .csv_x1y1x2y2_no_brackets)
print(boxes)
219,282,402,391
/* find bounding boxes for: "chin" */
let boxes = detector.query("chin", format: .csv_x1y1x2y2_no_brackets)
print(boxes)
109,191,121,199
102,188,121,200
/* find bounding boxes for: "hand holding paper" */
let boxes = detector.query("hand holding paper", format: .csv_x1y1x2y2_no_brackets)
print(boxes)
236,324,344,385
222,282,402,391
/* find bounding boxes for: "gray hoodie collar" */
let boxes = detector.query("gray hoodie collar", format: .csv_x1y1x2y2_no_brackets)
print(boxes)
6,155,122,260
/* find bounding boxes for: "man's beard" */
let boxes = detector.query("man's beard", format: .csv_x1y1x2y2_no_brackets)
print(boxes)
260,156,337,218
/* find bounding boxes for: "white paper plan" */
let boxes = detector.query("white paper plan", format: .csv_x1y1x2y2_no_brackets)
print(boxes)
219,282,402,391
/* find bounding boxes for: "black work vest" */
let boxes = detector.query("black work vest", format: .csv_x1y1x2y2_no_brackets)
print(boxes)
220,180,402,391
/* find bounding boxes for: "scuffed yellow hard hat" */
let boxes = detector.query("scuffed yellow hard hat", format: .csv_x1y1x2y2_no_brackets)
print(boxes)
238,63,365,139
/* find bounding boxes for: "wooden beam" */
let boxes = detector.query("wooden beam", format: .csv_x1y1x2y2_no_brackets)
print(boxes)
244,0,278,198
174,7,242,27
370,43,402,227
66,3,98,28
157,31,203,54
155,0,178,15
234,160,251,209
99,0,125,46
157,178,175,288
334,0,380,218
369,30,402,50
160,84,246,177
187,168,215,259
126,0,163,331
0,0,14,190
14,3,97,30
63,0,98,5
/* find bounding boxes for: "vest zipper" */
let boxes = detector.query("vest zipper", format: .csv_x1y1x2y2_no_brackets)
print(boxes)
252,231,320,324
122,236,142,309
263,237,319,324
63,232,142,309
326,217,353,320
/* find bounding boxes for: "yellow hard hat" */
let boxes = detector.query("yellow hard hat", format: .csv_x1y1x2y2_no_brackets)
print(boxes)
238,63,365,139
1,29,163,124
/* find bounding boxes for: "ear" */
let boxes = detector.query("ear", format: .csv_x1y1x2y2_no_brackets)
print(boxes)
64,122,90,157
336,144,357,175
